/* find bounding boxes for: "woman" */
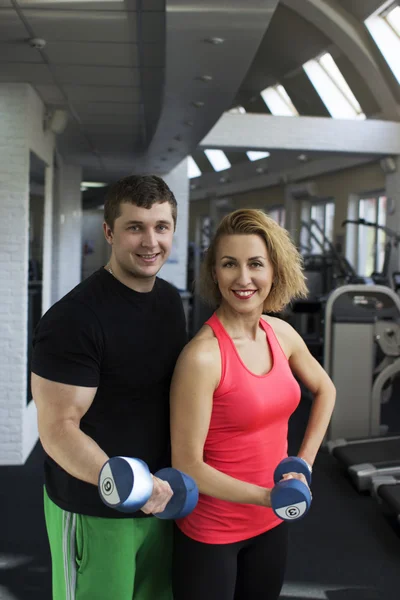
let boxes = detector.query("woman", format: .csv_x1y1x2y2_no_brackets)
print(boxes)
170,209,336,600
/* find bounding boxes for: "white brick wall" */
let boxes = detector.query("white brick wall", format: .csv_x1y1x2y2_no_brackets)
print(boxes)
0,84,55,465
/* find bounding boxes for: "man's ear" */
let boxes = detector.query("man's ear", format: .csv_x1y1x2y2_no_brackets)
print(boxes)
103,222,113,245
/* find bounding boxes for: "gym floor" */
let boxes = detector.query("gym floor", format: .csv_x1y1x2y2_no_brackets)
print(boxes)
1,395,400,600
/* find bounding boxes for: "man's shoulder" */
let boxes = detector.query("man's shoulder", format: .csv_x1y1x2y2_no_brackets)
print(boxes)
155,277,182,299
41,270,106,324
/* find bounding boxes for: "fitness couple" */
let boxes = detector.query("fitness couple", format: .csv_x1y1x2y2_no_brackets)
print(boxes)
31,174,336,600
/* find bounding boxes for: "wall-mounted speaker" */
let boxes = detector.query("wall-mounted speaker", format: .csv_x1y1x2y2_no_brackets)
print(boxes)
46,109,68,135
380,156,397,174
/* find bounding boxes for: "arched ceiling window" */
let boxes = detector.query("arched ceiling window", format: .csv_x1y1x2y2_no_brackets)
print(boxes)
365,3,400,84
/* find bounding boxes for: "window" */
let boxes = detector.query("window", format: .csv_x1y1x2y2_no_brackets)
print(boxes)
301,200,335,254
303,53,365,119
188,156,202,179
356,195,387,277
260,84,299,116
365,4,400,84
268,206,286,228
204,149,231,172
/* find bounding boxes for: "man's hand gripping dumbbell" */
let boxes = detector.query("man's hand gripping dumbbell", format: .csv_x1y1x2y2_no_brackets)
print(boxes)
98,456,199,519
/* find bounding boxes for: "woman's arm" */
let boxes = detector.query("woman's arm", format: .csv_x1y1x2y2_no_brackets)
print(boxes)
287,326,336,466
170,338,271,507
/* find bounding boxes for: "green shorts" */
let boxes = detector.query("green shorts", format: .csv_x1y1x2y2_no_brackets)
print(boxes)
44,487,173,600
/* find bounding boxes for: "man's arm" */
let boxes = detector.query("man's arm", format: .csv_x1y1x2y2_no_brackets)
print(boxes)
32,373,173,511
32,373,108,486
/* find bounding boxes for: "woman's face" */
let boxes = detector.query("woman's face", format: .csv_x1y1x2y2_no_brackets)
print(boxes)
213,234,274,313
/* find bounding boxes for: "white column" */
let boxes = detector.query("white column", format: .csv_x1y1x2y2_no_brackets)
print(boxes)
385,156,400,274
52,163,83,303
81,209,110,281
159,158,190,291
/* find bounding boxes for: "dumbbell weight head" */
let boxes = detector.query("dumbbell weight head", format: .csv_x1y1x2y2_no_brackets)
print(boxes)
274,456,312,486
99,456,153,513
153,468,199,520
271,478,312,521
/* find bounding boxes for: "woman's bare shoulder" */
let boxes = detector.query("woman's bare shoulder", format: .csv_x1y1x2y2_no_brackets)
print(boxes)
179,323,220,366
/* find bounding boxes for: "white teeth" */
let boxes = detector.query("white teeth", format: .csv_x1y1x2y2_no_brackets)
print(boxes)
235,291,254,297
141,254,157,258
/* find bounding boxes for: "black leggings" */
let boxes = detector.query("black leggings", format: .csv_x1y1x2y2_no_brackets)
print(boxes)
172,523,288,600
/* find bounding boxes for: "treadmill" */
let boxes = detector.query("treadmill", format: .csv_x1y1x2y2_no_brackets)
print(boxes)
324,285,400,491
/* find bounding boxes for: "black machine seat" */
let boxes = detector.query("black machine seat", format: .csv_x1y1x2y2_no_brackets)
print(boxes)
331,436,400,468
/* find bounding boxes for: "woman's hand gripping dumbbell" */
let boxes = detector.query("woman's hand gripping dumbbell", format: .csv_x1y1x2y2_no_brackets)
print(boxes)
270,457,312,521
98,457,199,519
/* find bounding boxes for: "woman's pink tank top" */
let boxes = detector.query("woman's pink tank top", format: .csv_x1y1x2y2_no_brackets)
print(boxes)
177,312,301,544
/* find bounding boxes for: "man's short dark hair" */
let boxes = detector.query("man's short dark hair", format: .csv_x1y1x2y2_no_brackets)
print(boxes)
104,175,177,230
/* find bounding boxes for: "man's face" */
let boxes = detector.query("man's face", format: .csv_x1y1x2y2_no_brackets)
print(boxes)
105,201,175,280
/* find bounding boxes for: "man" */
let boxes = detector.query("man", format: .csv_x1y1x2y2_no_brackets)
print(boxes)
31,175,188,600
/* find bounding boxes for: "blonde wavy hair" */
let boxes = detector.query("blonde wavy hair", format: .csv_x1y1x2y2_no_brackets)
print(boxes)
199,208,308,313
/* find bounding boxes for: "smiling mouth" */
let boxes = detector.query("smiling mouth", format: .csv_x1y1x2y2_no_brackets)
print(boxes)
137,253,160,262
232,290,257,299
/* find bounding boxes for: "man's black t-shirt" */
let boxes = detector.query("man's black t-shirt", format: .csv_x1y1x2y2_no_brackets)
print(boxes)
31,268,187,517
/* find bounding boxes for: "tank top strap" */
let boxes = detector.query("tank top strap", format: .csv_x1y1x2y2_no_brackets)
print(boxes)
205,312,228,340
259,317,288,363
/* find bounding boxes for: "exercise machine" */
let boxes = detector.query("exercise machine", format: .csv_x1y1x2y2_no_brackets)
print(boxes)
324,285,400,491
342,218,400,288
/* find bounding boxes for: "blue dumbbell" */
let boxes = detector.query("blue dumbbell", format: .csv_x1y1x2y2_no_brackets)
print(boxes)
270,457,312,521
98,456,199,519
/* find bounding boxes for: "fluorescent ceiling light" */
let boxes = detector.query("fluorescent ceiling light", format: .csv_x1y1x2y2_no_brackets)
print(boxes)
188,156,202,179
204,149,231,172
229,106,247,114
261,85,298,116
247,151,270,161
81,182,107,188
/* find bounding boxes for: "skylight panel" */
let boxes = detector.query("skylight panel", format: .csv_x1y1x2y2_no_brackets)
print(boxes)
261,85,298,116
204,149,231,172
319,53,365,118
188,156,202,179
247,151,270,161
365,6,400,84
303,56,365,119
386,5,400,34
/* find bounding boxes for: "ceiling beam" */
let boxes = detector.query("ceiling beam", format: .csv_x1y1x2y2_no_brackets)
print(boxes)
200,113,400,154
190,154,378,201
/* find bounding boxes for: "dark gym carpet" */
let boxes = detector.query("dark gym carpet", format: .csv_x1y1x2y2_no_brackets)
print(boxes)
1,394,400,600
